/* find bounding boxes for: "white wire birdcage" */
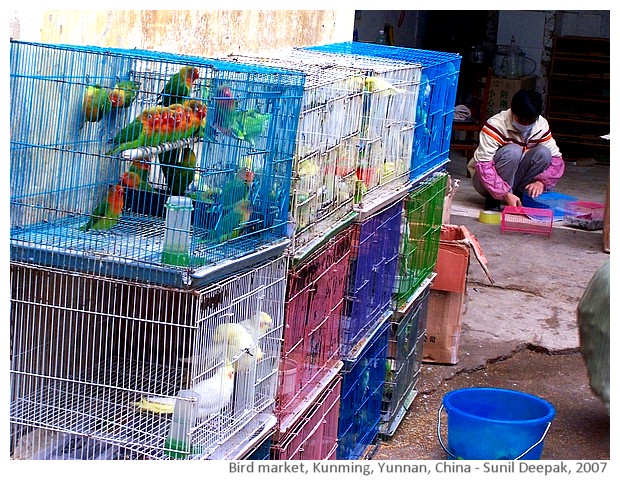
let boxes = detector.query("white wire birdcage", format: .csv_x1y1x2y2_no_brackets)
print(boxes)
287,48,423,195
227,53,364,253
10,256,287,460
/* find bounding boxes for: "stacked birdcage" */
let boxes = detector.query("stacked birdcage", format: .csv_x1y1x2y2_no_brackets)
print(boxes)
10,40,305,288
341,197,404,360
284,48,422,197
9,256,287,460
380,282,431,438
270,374,342,460
337,318,390,459
225,52,365,254
304,42,460,182
393,171,448,310
276,226,352,433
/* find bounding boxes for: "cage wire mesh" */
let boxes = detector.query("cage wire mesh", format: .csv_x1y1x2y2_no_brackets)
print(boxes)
10,40,305,287
394,171,447,309
304,42,460,182
287,48,422,196
271,374,342,460
380,285,430,438
10,256,287,460
337,318,390,460
277,227,352,431
226,52,364,252
341,198,403,359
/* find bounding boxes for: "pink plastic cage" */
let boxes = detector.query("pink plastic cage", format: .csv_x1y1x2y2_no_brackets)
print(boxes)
276,228,352,431
563,201,605,231
501,206,553,237
271,374,342,460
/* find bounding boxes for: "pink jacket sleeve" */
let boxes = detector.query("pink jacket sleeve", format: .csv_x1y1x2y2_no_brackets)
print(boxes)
535,155,565,190
474,160,511,199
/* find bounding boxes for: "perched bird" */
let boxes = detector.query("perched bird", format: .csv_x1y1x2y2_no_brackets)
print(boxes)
364,76,407,96
237,109,270,147
79,184,124,232
120,160,153,191
214,199,253,243
238,311,274,340
82,84,112,124
106,101,207,156
108,80,140,109
220,166,254,206
213,322,260,373
134,362,236,419
159,147,197,196
212,85,244,140
158,66,200,107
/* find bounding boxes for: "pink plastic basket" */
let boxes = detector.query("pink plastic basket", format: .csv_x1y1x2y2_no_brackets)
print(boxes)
501,206,553,237
563,201,605,230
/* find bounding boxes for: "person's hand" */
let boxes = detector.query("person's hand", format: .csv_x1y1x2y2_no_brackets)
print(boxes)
504,192,522,207
525,180,545,198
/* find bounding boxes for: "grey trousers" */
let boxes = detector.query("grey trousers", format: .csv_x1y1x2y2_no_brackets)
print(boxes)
473,144,552,197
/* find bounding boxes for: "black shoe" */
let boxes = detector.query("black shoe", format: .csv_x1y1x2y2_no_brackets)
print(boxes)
484,195,502,212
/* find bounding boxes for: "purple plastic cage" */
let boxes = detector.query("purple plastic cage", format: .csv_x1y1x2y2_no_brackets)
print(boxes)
341,199,403,359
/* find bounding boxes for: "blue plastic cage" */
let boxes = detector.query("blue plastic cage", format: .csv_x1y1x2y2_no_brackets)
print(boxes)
304,42,461,183
337,318,390,460
341,198,402,359
10,40,305,287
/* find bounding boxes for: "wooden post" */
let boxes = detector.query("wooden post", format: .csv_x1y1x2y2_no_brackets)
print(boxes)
603,176,610,253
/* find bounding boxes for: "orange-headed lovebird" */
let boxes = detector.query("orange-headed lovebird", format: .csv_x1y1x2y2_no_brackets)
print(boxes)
120,160,153,191
107,101,207,156
79,184,125,232
158,66,200,107
159,147,197,196
82,84,112,124
109,80,140,109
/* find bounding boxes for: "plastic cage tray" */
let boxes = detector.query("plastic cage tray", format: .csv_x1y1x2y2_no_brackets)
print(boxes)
563,201,605,231
501,206,553,237
522,192,577,220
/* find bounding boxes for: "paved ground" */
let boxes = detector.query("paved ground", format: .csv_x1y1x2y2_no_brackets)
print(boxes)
373,152,610,460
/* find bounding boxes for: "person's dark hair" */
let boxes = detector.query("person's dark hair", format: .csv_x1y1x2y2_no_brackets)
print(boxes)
511,89,543,123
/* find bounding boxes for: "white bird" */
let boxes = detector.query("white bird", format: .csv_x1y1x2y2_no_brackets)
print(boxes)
238,311,274,339
213,322,261,373
133,362,236,419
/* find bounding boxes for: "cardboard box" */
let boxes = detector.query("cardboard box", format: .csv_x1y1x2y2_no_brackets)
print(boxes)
423,225,493,364
487,75,537,118
424,290,464,365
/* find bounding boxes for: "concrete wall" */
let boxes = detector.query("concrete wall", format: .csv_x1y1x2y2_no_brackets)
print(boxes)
9,10,355,56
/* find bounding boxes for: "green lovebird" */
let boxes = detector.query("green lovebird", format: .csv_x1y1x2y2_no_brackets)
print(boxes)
106,101,207,156
219,166,254,207
82,84,112,124
120,160,153,192
158,66,200,107
212,84,245,141
159,147,197,196
108,114,144,151
79,184,125,232
214,199,253,243
238,109,271,147
109,80,140,109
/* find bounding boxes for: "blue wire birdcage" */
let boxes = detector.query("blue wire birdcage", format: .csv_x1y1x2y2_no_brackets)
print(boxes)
304,42,461,183
10,40,305,287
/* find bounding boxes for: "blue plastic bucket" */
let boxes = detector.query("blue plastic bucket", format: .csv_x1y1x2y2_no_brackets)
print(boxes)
438,388,555,460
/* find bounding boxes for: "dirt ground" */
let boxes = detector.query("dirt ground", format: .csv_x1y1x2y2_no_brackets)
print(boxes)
372,347,610,460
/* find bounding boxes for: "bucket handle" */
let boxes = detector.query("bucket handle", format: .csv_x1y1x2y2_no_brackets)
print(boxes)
437,404,552,460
